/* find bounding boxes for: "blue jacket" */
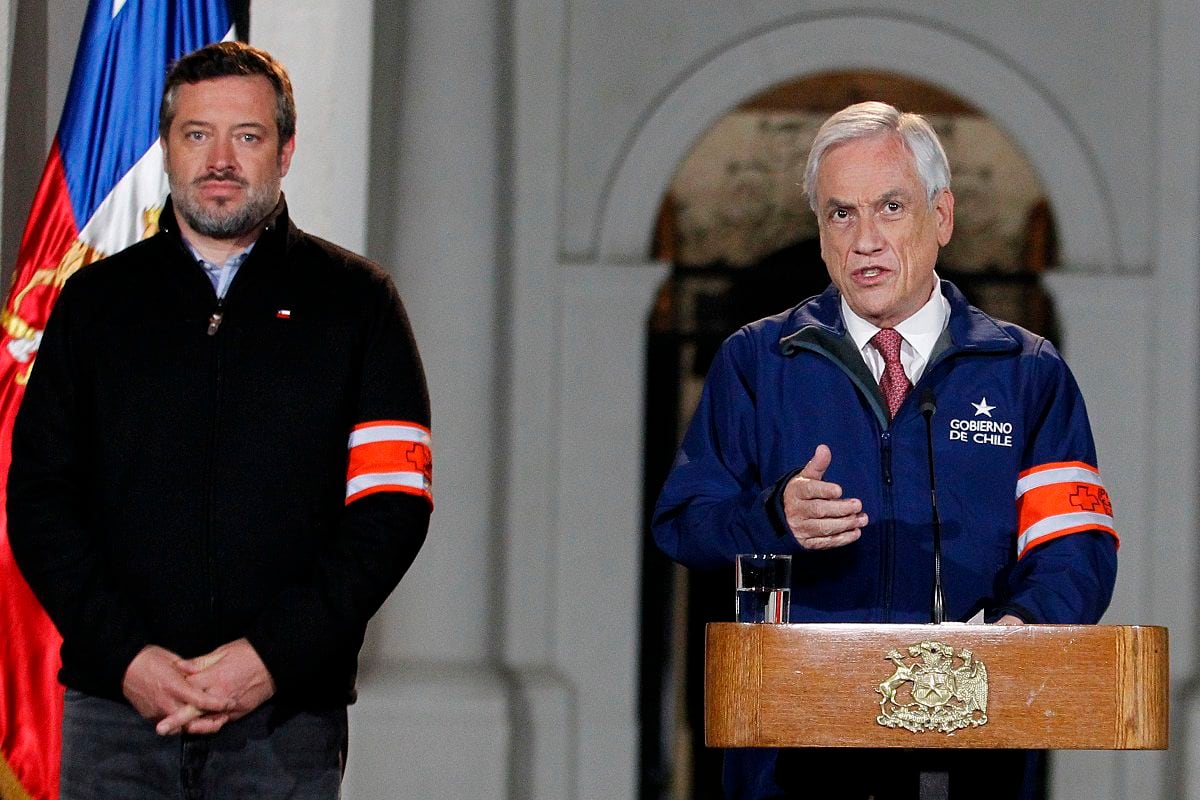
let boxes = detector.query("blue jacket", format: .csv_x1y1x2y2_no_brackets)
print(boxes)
654,280,1117,624
652,281,1117,798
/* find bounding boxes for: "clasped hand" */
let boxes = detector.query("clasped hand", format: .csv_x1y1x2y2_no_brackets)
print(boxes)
122,637,275,736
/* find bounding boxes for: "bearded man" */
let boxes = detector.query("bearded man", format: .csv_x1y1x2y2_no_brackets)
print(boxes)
9,41,432,798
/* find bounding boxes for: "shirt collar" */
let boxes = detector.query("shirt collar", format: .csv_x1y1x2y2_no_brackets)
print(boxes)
840,275,949,363
184,239,256,271
184,238,257,300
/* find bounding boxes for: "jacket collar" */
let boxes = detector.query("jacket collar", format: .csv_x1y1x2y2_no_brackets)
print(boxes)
778,279,1020,360
776,279,1021,428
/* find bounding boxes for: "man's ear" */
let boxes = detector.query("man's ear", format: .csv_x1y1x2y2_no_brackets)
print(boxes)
934,188,954,247
278,135,296,177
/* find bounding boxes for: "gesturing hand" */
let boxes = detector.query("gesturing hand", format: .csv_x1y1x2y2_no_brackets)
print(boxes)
782,444,868,550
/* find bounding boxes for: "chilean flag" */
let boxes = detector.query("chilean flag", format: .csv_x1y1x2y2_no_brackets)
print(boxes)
0,2,232,797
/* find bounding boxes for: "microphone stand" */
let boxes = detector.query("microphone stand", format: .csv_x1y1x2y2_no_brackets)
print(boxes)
919,389,949,800
919,389,944,625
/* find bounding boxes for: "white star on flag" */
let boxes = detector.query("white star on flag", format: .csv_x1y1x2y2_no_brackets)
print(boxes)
972,397,995,417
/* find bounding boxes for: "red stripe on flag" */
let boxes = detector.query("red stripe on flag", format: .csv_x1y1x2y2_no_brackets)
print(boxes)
0,142,74,800
12,143,79,307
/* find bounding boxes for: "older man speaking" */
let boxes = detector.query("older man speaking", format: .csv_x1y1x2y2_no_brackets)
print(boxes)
653,101,1117,799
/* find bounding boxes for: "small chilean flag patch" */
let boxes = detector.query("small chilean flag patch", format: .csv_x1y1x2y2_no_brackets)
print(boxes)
276,309,292,319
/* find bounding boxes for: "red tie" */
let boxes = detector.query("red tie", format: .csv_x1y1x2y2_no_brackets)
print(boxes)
871,328,910,419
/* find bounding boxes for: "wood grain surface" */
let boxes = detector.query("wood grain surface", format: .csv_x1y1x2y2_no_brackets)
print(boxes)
705,623,1168,750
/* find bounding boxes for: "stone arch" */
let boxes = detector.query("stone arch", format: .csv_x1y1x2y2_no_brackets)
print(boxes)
598,14,1120,270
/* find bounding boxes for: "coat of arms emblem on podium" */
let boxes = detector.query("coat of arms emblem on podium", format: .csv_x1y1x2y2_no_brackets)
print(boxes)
876,640,989,734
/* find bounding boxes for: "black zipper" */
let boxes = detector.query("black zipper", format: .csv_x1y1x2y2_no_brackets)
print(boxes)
207,299,224,336
203,301,224,633
880,428,894,620
880,430,893,486
202,275,230,633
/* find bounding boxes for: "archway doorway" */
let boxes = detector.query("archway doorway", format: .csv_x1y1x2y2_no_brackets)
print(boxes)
639,70,1060,800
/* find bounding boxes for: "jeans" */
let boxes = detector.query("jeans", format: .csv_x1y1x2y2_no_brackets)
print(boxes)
61,689,348,800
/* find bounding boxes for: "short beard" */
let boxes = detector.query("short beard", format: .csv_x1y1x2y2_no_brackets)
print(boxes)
170,170,280,239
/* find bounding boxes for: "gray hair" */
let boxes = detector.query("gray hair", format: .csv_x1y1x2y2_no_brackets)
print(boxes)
802,101,950,212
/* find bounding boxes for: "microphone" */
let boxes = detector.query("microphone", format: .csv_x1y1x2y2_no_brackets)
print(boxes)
919,388,945,624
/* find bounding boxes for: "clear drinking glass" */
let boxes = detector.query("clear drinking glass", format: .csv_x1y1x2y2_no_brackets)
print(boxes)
735,553,792,623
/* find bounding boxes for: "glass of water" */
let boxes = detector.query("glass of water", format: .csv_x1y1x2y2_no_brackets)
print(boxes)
735,554,792,623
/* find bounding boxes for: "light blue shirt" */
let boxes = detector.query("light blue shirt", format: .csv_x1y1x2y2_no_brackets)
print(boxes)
186,241,255,300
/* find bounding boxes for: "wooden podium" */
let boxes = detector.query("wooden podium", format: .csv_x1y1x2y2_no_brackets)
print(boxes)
706,623,1168,751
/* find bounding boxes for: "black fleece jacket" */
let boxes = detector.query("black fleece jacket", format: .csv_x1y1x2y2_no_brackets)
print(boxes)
8,198,431,707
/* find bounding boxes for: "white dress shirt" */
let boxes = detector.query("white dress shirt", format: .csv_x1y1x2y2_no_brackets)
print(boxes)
841,278,950,385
